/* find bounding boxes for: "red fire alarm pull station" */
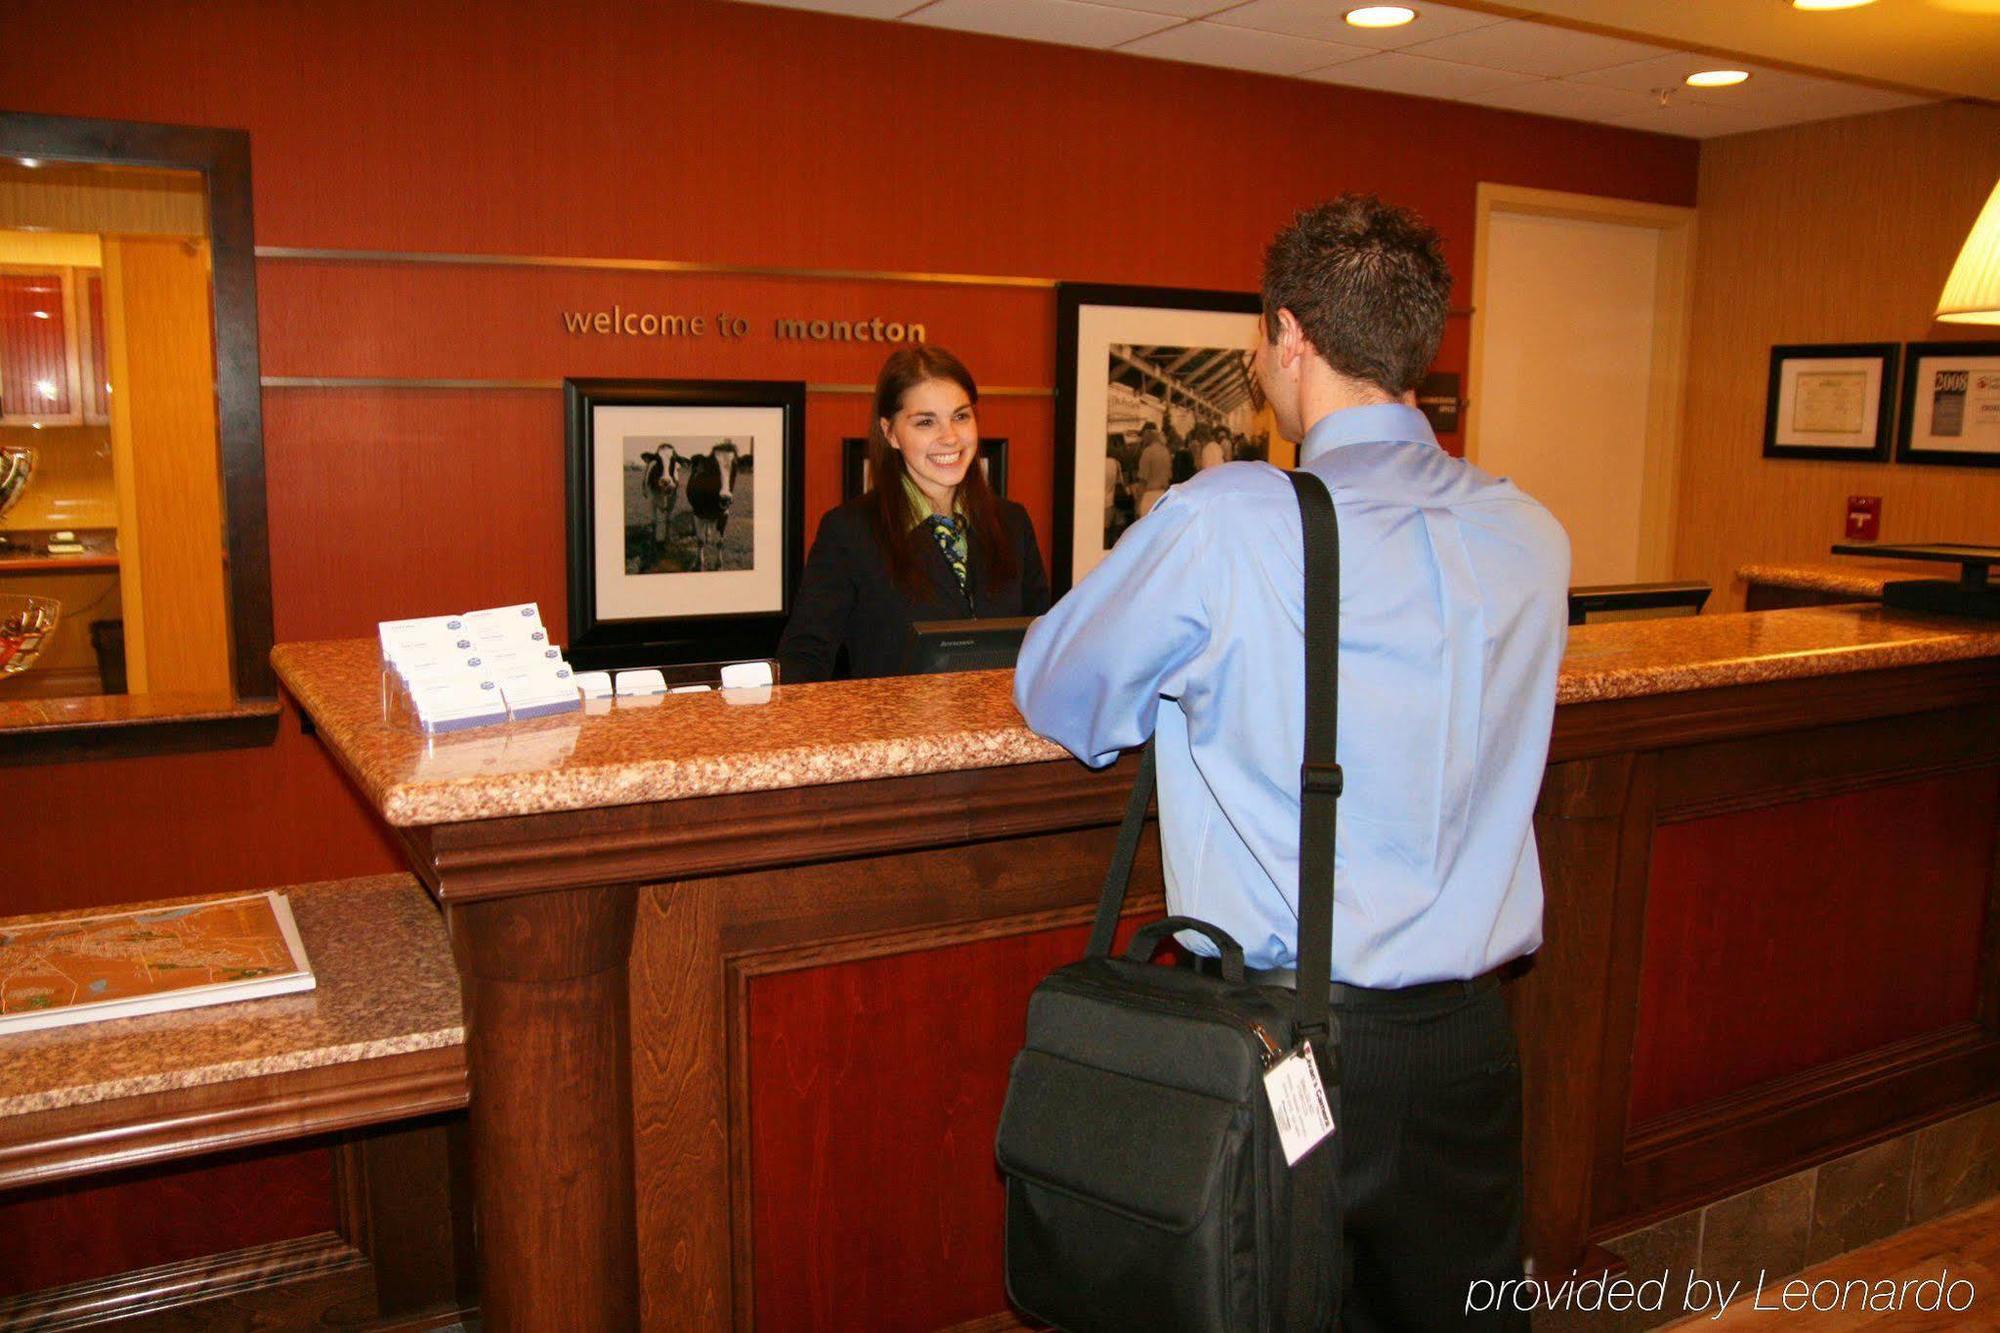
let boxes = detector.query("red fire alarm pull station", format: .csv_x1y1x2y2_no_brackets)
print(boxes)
1846,496,1881,542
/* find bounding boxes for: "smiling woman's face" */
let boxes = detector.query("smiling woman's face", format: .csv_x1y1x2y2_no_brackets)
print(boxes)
882,377,978,505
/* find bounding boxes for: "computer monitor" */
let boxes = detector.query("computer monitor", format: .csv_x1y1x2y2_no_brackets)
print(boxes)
905,617,1033,674
1567,581,1711,627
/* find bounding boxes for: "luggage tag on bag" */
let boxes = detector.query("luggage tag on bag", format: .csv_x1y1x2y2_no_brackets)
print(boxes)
1264,1041,1335,1166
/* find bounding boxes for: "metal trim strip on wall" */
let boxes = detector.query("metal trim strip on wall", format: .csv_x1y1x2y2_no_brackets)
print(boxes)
255,245,1058,291
260,376,1054,397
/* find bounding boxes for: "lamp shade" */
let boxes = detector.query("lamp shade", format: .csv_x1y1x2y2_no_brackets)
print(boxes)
1936,178,2000,325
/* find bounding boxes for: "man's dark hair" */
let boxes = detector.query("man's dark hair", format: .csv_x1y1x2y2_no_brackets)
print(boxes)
1260,194,1451,396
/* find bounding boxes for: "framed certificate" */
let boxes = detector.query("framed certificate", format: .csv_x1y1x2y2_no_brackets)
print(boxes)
1763,343,1898,462
1895,341,2000,468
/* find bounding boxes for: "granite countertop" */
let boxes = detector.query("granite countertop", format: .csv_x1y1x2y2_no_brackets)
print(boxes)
0,874,461,1118
273,606,2000,828
1736,559,1942,599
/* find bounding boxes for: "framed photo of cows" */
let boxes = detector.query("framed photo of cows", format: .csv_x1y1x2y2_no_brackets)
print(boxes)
564,378,806,670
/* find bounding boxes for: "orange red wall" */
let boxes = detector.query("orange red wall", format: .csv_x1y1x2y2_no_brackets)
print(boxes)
9,0,1695,912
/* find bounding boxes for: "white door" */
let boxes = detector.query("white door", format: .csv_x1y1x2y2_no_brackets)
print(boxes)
1470,189,1693,587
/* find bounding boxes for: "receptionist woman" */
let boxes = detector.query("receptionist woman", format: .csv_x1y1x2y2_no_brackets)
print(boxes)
777,346,1050,681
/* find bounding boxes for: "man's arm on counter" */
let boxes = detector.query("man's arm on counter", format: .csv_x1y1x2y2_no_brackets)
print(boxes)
1013,491,1211,767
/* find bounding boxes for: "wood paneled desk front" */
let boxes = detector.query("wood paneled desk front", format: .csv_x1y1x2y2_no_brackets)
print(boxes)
275,606,2000,1329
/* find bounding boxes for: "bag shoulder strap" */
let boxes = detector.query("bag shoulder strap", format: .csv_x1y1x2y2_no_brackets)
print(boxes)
1086,470,1342,1041
1287,470,1338,1055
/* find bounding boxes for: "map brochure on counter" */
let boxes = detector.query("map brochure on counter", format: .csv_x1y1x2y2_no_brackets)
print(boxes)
0,891,317,1034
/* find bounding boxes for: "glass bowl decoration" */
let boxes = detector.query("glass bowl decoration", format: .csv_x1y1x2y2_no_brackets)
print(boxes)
0,446,34,522
0,595,60,676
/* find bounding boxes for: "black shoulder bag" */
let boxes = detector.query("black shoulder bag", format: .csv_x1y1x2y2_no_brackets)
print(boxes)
995,472,1343,1331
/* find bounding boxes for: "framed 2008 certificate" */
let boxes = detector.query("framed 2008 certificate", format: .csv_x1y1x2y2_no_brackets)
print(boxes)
1896,341,2000,468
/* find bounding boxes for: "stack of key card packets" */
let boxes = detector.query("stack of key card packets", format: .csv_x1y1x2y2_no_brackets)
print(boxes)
378,603,581,733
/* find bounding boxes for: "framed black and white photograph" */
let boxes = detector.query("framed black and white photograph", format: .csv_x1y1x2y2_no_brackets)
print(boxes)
841,436,1009,503
1896,341,2000,468
1762,343,1899,462
1053,282,1293,594
564,378,805,670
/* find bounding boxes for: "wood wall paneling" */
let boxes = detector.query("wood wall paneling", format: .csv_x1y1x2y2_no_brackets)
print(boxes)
0,1142,335,1298
1630,769,1998,1126
745,921,1103,1330
1517,752,1644,1274
623,771,1161,1331
1674,102,2000,611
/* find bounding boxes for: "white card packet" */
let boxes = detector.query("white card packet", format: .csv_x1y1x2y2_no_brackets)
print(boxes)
615,669,667,696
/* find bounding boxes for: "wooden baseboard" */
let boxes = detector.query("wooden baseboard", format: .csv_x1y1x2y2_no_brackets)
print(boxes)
0,1231,365,1331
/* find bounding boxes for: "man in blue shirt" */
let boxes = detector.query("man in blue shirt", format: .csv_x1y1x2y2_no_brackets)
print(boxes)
1015,195,1568,1329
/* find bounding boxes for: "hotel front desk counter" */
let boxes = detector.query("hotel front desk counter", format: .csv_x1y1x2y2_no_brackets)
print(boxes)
273,605,2000,1331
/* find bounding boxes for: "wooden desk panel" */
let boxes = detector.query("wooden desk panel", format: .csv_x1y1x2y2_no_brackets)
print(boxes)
272,622,2000,1327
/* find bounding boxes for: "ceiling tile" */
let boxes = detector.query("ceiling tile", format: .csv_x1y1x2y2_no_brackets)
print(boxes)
1117,20,1375,76
1605,98,1778,141
906,0,1181,48
1104,0,1240,14
1463,78,1664,124
1304,50,1539,99
1571,53,1932,123
1570,51,1762,96
1400,19,1672,78
1213,0,1505,50
733,0,920,17
1678,65,1932,121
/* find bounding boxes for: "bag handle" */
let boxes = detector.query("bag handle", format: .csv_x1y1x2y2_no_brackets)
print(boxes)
1085,471,1341,1058
1123,916,1247,983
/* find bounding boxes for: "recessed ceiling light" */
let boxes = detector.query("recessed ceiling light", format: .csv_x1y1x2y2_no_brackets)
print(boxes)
1685,69,1751,88
1790,0,1877,10
17,158,40,169
31,311,51,320
35,380,58,401
1345,5,1418,28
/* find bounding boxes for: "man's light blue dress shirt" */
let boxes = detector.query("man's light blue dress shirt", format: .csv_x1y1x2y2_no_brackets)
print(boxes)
1014,404,1570,986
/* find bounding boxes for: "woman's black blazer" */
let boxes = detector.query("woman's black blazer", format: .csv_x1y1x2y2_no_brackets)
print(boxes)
777,497,1051,682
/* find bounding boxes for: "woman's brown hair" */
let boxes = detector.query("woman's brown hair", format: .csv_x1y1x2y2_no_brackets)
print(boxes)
862,345,1018,601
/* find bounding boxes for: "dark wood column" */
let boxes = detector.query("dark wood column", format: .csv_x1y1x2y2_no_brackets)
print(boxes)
1517,752,1644,1274
449,886,640,1330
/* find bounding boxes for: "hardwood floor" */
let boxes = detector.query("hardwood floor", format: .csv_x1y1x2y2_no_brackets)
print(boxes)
1672,1195,2000,1329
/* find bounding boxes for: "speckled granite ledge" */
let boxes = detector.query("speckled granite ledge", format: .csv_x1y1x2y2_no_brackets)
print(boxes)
0,875,461,1118
1555,605,2000,703
1737,560,1942,599
274,606,2000,828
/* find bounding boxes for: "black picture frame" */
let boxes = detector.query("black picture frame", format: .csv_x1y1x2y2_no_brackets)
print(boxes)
1762,343,1899,463
564,378,806,671
1895,340,2000,468
1054,282,1265,595
840,437,1009,503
